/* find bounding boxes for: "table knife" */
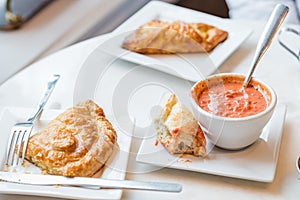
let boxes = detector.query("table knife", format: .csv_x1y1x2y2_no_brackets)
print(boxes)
0,172,182,192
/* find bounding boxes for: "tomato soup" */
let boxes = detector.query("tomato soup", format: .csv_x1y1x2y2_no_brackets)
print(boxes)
196,77,270,118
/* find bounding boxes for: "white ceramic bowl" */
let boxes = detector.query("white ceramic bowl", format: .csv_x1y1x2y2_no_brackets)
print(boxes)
190,73,277,150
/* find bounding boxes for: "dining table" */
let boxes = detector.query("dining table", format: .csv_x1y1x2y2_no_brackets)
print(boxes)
0,15,300,200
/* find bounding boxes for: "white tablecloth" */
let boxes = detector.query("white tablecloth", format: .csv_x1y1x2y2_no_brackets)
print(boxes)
0,20,300,200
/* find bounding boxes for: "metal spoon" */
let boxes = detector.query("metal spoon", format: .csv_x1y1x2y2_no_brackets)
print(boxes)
243,4,289,87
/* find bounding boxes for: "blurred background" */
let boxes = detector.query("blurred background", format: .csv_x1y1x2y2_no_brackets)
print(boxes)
0,0,229,84
1,0,299,84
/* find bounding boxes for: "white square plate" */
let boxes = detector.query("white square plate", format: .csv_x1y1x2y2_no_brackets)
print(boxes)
0,107,132,200
74,50,286,183
99,1,253,82
137,104,286,182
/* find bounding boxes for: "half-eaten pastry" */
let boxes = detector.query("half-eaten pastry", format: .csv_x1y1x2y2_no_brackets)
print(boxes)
25,100,117,177
155,94,206,156
122,19,228,54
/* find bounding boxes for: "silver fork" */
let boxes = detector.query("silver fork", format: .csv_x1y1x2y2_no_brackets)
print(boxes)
5,74,60,167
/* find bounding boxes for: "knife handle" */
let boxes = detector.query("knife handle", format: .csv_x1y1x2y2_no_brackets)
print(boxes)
1,172,182,193
64,178,182,192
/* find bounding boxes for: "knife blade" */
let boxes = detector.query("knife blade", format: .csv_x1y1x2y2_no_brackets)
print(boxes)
0,172,182,192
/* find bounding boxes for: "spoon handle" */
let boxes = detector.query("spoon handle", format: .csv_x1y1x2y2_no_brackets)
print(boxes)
243,4,289,87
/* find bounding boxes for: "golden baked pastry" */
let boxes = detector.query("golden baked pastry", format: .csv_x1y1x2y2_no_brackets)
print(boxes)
155,94,206,156
25,100,117,177
122,20,228,54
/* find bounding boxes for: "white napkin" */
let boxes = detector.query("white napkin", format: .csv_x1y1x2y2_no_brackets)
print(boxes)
225,0,300,24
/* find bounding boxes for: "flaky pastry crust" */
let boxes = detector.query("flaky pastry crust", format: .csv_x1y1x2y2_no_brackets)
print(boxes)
155,94,206,156
122,20,228,54
25,100,117,177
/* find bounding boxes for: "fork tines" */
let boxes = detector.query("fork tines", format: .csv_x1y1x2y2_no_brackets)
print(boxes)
5,123,33,167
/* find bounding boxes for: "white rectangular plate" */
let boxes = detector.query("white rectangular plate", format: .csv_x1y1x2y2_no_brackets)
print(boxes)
99,1,252,82
0,107,132,200
137,104,286,182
